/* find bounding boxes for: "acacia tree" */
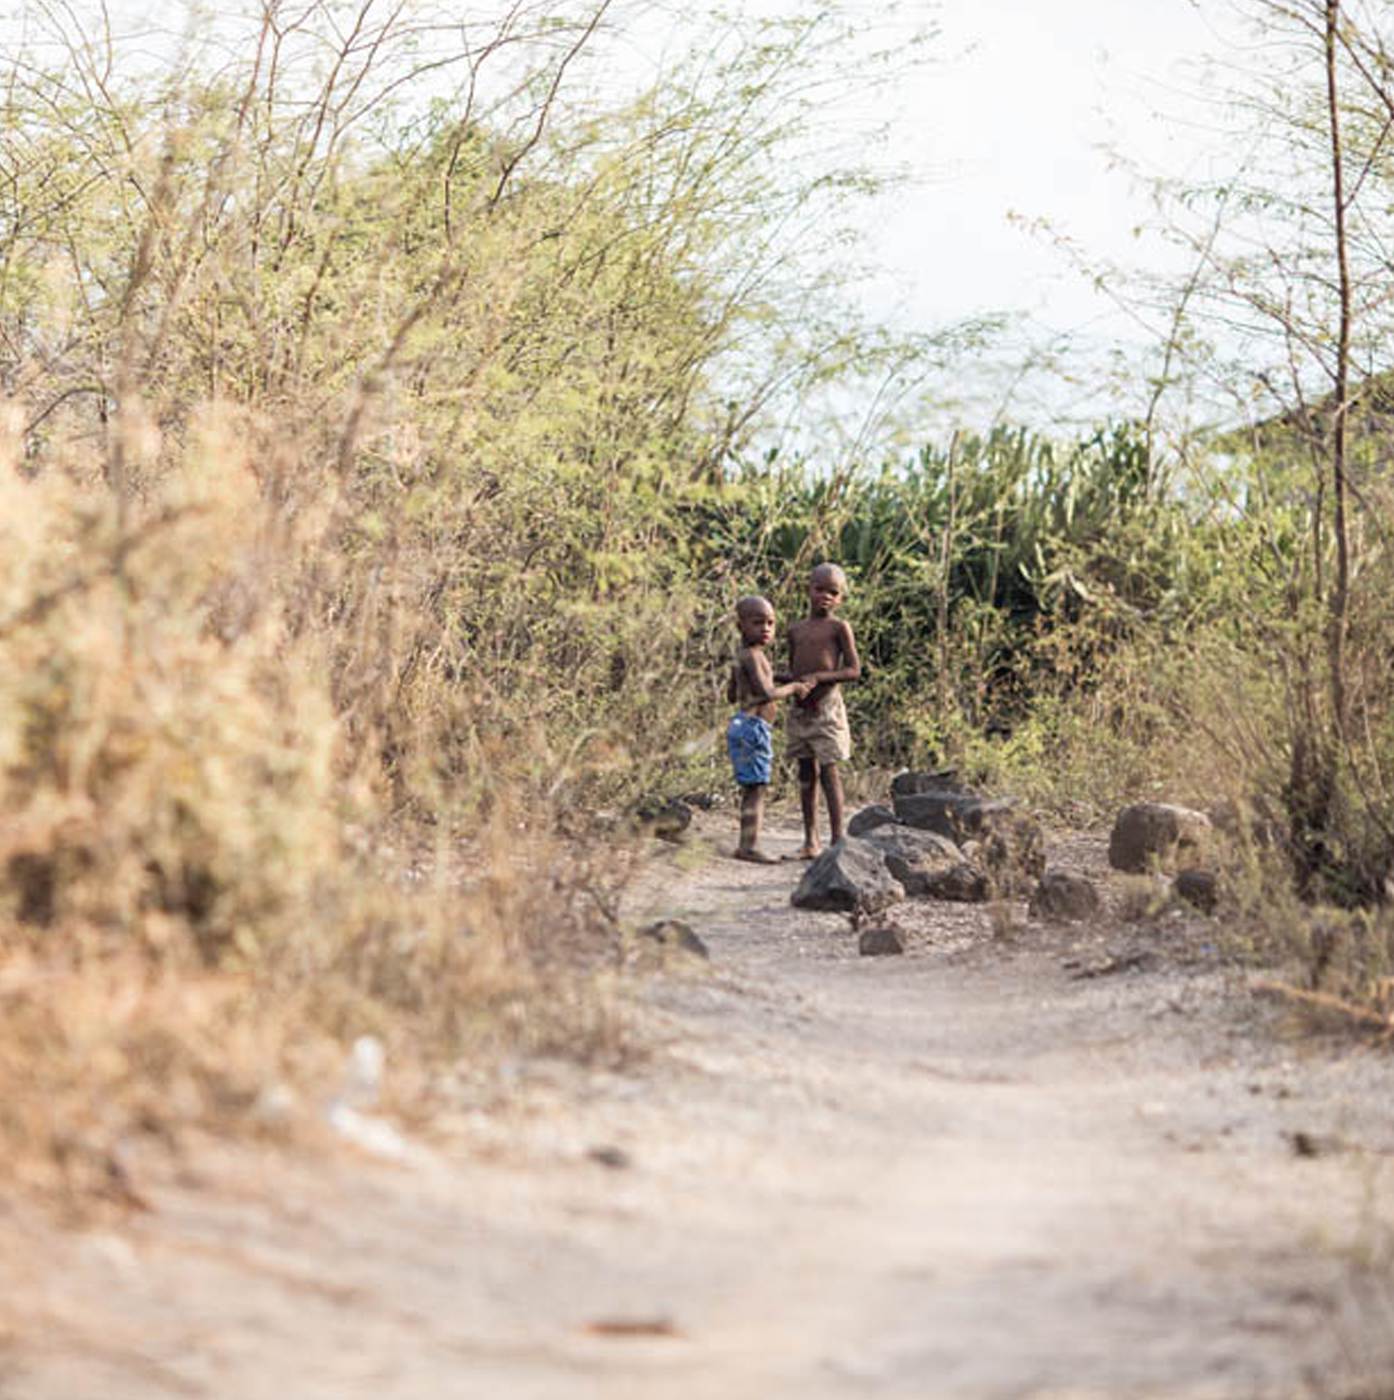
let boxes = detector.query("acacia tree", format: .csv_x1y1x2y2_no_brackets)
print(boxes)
1135,0,1394,896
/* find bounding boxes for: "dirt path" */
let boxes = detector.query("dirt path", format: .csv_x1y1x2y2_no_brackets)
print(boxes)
6,818,1394,1398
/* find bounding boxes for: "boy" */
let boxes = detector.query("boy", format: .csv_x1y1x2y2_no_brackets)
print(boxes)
785,562,861,858
726,595,813,863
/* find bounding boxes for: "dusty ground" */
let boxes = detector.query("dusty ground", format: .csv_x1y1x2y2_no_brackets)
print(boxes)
4,816,1394,1399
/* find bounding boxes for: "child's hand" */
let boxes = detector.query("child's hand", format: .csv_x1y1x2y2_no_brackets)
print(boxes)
793,678,816,699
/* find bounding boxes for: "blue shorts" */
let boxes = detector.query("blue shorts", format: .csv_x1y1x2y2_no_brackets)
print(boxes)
727,712,773,788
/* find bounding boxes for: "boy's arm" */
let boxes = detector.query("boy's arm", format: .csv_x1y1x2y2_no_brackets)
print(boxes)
741,648,811,704
726,660,739,704
833,619,862,683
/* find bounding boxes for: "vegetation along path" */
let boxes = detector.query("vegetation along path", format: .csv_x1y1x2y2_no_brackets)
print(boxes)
7,815,1394,1399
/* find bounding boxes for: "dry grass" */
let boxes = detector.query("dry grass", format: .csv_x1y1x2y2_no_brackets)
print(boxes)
0,414,639,1212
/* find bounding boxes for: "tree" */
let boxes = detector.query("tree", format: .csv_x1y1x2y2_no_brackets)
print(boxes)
1135,0,1394,898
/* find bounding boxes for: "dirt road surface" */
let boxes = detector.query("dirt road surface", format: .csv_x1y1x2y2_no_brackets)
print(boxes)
5,819,1394,1398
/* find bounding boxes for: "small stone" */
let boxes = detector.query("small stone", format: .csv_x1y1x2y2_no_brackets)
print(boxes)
633,797,693,842
587,1145,632,1169
1029,869,1101,923
1286,1129,1340,1158
858,924,905,957
637,919,709,959
1174,869,1218,914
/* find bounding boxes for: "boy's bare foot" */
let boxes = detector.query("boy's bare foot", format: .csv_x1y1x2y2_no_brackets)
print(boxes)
733,848,781,864
783,845,821,861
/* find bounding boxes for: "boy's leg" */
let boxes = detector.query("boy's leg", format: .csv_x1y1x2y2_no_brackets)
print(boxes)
820,762,846,845
796,757,821,857
735,784,778,862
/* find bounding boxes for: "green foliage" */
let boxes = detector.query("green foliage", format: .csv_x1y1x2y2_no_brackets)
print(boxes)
691,424,1253,781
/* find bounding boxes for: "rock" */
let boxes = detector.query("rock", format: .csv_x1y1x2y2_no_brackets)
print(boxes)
638,919,709,959
860,824,961,895
1029,869,1101,922
1174,869,1218,914
892,790,1033,848
847,803,898,838
633,796,693,842
921,862,989,903
1108,803,1213,874
587,1145,632,1169
892,790,971,839
858,924,905,957
845,806,895,834
790,838,906,915
890,768,963,798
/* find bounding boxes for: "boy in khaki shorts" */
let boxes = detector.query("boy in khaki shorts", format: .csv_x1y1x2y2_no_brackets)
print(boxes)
784,563,861,858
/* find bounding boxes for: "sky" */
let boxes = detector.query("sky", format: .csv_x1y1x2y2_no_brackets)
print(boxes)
613,0,1249,429
864,0,1228,331
840,0,1246,424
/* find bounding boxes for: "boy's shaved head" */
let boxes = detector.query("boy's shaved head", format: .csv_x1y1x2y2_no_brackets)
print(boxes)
736,594,773,620
810,562,847,592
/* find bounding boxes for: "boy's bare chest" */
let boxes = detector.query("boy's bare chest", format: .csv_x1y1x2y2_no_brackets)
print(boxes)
790,619,841,666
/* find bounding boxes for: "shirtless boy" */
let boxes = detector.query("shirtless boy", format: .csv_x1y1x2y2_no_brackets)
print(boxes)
785,563,862,858
726,595,813,863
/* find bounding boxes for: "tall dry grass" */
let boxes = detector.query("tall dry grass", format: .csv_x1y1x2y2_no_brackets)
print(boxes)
0,404,638,1208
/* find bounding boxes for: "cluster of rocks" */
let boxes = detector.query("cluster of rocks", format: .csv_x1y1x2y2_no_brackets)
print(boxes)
791,770,1045,921
792,778,1223,956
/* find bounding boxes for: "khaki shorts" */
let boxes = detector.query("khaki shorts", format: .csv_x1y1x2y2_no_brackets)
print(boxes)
786,687,851,765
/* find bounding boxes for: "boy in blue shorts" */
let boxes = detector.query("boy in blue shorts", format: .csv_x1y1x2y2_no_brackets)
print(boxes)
726,595,813,863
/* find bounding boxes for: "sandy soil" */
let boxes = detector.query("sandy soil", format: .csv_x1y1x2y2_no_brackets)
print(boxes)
4,816,1394,1399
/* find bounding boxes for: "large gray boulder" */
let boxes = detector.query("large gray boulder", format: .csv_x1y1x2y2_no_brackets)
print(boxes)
1108,803,1212,874
790,838,906,915
847,803,898,838
1029,869,1101,923
861,824,961,896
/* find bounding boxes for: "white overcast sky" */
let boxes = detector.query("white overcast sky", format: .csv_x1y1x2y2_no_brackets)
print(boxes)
618,0,1249,426
860,0,1229,334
